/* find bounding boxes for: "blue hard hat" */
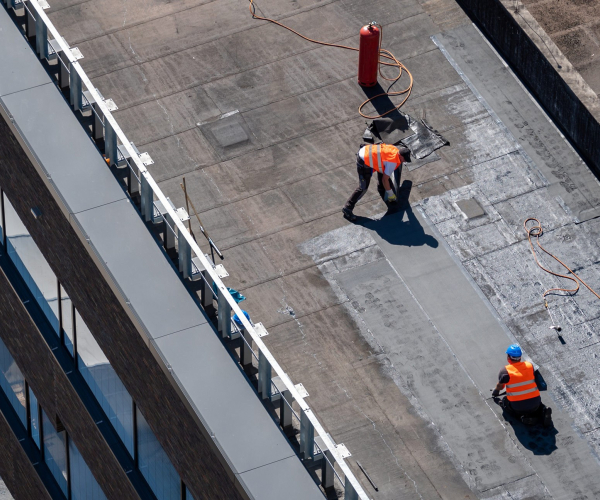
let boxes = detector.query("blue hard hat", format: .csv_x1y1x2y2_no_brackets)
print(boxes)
506,344,522,358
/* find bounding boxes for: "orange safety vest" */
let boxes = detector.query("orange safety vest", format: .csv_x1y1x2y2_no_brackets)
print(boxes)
363,144,402,173
505,361,540,402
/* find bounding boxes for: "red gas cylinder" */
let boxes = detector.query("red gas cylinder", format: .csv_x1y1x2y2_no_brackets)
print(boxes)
358,23,380,87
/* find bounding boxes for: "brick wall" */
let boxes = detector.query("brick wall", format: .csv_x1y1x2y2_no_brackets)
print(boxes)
0,111,243,500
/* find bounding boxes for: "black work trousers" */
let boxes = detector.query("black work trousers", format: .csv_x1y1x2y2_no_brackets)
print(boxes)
344,165,396,212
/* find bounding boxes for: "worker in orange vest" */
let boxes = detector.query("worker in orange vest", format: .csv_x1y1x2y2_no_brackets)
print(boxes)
343,143,408,222
492,344,552,426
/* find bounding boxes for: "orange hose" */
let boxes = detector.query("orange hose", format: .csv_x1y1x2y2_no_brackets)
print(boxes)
247,0,413,119
524,218,600,302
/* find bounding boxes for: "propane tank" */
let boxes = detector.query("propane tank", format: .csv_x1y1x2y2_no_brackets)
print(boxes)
358,22,380,87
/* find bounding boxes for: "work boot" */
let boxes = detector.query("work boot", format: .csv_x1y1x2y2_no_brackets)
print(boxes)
520,415,538,426
342,208,357,222
543,407,553,428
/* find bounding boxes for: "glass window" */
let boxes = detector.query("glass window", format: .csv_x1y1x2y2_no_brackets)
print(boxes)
42,410,68,496
136,407,180,500
3,194,59,334
69,437,107,500
76,311,134,456
60,285,74,356
29,386,40,448
184,485,196,500
0,336,27,426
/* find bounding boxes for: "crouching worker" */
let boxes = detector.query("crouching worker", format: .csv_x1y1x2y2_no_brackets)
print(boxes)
343,143,407,222
493,344,553,427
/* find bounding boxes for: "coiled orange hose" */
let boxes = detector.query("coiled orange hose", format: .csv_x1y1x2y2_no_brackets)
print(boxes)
248,0,413,119
524,218,600,302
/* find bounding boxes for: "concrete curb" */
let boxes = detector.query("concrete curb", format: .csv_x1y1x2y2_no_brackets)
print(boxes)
456,0,600,178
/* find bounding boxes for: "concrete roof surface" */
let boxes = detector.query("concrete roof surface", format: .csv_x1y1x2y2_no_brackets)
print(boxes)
44,0,600,498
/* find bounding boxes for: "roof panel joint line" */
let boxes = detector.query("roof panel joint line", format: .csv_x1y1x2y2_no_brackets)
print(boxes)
21,1,369,496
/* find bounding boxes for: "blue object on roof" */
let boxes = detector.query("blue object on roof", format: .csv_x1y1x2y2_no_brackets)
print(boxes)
233,310,251,328
212,283,246,303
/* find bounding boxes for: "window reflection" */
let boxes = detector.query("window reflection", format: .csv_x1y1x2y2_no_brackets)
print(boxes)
60,285,74,356
2,194,59,334
29,386,40,448
69,437,107,500
0,336,27,426
76,312,134,455
137,407,180,500
184,485,197,500
42,410,68,496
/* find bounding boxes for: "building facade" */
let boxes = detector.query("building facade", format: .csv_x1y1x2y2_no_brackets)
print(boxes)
0,2,334,499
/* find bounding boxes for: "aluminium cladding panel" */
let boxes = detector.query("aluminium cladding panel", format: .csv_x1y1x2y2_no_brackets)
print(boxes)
0,7,51,97
73,199,207,338
154,326,323,499
238,456,325,500
0,85,126,215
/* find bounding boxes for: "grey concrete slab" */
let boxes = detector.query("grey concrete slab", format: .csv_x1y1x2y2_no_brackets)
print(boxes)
239,265,342,328
236,456,323,500
75,33,136,78
154,326,309,479
145,129,223,182
1,84,126,214
185,187,304,249
0,8,52,97
282,166,357,222
47,0,208,43
73,199,208,339
114,87,221,146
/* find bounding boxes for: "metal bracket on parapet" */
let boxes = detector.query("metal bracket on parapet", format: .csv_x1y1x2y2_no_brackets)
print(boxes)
253,322,269,338
214,264,228,278
295,383,309,398
138,152,154,166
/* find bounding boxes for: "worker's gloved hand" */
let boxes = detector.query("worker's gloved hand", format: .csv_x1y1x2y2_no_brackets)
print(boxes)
492,389,500,398
384,190,397,203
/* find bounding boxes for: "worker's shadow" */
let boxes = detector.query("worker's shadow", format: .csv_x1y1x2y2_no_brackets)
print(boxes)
494,400,558,455
354,181,438,248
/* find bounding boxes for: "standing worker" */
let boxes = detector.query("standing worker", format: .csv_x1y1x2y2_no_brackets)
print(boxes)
492,344,553,427
343,143,407,222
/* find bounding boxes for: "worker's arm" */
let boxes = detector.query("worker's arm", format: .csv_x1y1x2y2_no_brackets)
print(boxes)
382,174,391,191
492,382,505,397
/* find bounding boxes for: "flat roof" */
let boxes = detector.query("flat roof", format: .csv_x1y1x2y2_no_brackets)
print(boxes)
40,0,600,497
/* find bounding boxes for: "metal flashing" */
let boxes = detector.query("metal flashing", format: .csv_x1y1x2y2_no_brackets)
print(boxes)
73,199,208,339
0,7,51,97
1,84,126,214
